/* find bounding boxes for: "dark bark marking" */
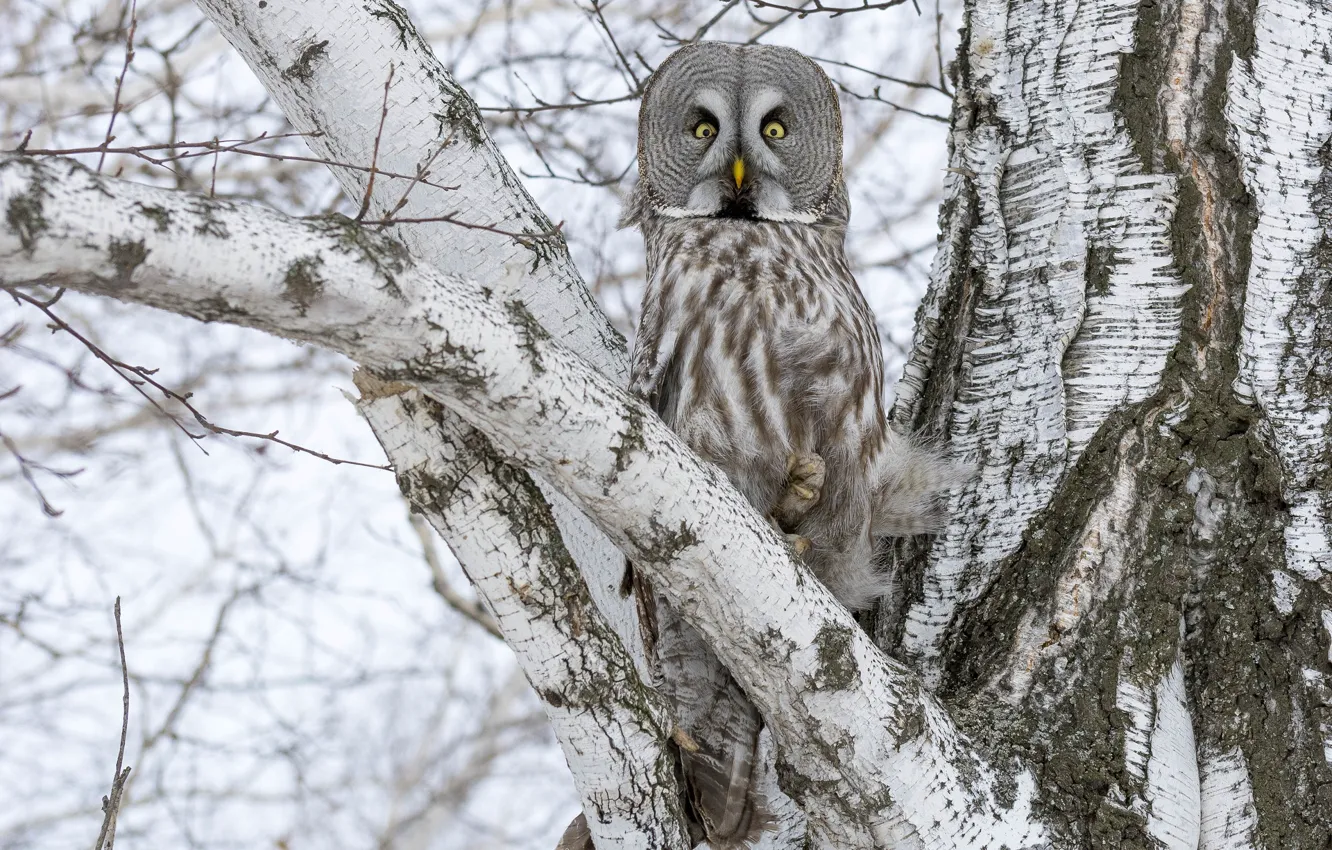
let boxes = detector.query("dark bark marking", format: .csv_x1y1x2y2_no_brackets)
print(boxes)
364,1,420,50
309,214,409,299
5,175,49,254
190,198,230,238
610,402,647,476
134,203,172,233
438,94,487,149
507,299,550,376
281,39,329,82
626,517,700,566
281,255,324,314
107,238,148,287
812,621,858,691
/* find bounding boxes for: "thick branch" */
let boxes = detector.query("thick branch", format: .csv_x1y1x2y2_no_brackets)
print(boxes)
191,0,626,374
1,156,1050,847
358,382,688,849
185,3,656,839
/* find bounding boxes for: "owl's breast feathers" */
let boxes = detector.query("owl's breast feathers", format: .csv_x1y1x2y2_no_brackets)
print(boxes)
632,216,888,511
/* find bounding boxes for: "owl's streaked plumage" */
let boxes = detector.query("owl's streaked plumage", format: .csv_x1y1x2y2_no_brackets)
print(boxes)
620,42,960,848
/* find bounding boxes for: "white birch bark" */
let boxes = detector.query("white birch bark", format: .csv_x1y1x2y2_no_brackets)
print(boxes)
885,0,1332,844
0,154,1048,848
1226,0,1332,583
357,383,688,849
891,0,1188,685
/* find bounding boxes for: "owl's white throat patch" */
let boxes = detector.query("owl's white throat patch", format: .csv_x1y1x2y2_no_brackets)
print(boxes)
750,208,819,224
652,204,818,224
653,204,720,219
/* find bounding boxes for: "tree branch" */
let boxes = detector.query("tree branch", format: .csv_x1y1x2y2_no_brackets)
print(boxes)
358,382,688,848
189,0,642,680
92,597,132,850
183,3,659,839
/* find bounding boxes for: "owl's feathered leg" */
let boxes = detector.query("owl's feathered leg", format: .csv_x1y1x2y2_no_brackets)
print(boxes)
620,455,829,849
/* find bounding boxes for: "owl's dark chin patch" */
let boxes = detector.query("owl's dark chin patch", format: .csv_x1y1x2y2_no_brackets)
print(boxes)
715,197,759,220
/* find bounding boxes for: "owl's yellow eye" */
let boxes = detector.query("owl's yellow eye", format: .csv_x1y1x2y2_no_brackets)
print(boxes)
693,121,718,139
763,120,786,139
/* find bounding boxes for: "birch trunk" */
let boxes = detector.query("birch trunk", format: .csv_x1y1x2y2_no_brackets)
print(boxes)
882,0,1332,844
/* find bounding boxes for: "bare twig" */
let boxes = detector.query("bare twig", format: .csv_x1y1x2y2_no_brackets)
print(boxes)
745,0,918,17
9,290,391,471
13,135,461,196
356,63,395,222
97,0,138,173
382,131,457,221
92,597,132,850
475,91,641,116
0,429,82,516
588,0,643,90
209,136,219,197
811,54,952,95
354,214,564,243
689,0,743,42
833,80,949,122
933,0,951,95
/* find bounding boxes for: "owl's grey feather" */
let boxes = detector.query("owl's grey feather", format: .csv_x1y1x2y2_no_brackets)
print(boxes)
554,814,592,850
655,609,767,844
624,42,962,848
631,187,893,610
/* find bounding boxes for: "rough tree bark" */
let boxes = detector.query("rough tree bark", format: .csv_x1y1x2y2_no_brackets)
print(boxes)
881,0,1332,845
2,0,1330,847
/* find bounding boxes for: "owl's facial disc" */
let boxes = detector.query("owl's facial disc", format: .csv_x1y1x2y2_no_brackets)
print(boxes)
636,43,844,225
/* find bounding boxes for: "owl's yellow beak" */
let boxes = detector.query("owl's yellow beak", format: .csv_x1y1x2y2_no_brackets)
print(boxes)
732,158,745,189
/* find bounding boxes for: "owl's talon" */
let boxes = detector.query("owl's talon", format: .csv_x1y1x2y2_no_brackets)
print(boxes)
786,452,824,479
772,451,826,530
786,452,825,495
785,533,812,557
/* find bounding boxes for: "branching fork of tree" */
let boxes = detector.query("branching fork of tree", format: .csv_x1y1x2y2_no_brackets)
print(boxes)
2,0,1329,847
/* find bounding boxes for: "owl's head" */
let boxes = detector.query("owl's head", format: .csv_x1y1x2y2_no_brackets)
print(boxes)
632,43,845,225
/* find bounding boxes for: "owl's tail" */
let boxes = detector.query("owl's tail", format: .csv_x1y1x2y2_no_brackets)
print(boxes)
677,690,769,846
870,427,974,538
655,603,773,849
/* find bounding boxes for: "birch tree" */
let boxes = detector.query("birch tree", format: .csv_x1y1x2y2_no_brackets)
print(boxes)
2,0,1330,848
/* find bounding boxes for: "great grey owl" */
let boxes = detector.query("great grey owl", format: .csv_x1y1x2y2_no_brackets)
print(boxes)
619,42,961,848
